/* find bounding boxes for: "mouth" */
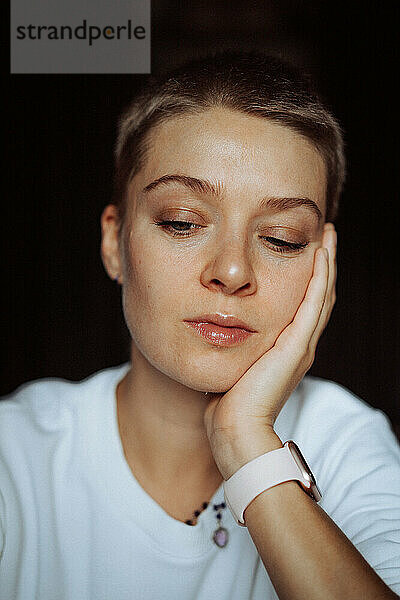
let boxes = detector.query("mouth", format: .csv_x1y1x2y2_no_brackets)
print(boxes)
183,313,257,347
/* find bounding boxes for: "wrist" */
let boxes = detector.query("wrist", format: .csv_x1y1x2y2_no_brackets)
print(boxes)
218,426,283,480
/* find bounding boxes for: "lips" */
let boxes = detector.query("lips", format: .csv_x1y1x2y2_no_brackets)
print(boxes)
183,314,257,347
186,314,256,331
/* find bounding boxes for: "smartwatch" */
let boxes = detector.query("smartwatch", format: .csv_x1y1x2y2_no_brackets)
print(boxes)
223,440,322,526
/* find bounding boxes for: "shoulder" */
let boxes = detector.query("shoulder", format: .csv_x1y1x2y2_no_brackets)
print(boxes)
0,363,128,560
292,378,400,590
0,363,129,439
287,375,400,494
279,375,400,489
291,375,395,441
0,363,129,528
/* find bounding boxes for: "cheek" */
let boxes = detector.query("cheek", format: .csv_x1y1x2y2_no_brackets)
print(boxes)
120,236,203,384
257,257,313,342
121,234,187,335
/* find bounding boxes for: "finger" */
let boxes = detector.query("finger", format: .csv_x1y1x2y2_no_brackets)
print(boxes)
309,224,337,347
275,245,329,355
324,224,337,311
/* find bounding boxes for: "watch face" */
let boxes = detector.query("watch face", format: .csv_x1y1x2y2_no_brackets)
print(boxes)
286,440,322,502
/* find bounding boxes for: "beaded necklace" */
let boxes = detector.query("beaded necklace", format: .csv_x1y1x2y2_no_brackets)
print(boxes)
185,501,229,547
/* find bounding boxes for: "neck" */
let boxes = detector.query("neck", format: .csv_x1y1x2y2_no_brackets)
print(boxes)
116,344,223,493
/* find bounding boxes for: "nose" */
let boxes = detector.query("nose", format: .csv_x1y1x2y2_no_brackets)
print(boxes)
200,236,257,296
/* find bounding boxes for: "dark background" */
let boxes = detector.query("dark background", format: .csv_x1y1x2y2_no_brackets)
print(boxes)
3,2,399,434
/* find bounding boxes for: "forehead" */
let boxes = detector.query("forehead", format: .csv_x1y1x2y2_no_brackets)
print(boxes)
135,107,327,214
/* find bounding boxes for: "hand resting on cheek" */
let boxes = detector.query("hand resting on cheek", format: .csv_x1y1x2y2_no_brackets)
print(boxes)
204,223,337,480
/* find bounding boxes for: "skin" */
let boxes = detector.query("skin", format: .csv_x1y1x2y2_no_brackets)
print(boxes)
101,107,331,510
101,108,396,598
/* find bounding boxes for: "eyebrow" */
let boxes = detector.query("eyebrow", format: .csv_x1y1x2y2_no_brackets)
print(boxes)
142,174,322,222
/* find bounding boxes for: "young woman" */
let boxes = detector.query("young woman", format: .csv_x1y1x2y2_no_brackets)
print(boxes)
1,53,399,600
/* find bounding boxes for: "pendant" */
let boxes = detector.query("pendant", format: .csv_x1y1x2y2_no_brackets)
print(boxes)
213,526,229,548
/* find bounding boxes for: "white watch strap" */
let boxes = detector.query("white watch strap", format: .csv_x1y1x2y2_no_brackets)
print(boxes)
223,442,311,526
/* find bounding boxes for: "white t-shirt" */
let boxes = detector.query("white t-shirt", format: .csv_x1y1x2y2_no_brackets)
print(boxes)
0,363,399,599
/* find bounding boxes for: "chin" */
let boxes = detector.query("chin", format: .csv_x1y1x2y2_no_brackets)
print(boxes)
174,339,274,393
190,380,235,394
172,360,250,394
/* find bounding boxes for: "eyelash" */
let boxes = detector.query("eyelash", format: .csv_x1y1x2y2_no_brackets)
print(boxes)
155,220,308,253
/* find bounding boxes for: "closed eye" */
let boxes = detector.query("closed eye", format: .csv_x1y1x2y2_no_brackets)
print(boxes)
260,236,308,253
154,220,202,237
155,221,309,253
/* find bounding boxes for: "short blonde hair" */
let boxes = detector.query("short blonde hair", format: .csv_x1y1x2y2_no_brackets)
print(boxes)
114,51,345,227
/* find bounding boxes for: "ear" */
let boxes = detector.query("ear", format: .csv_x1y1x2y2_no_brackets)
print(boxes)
100,204,123,284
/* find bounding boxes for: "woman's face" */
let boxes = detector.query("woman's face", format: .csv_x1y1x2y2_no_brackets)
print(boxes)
115,107,327,392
